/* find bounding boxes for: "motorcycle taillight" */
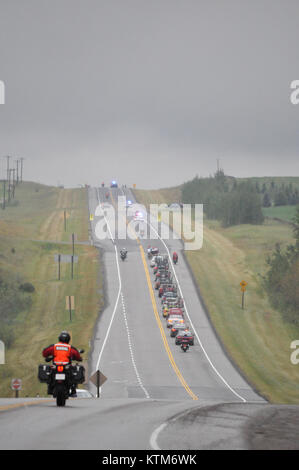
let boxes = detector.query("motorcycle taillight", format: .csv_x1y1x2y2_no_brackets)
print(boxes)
57,365,64,372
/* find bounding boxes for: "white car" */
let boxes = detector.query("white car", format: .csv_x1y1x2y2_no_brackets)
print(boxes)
75,389,94,398
134,210,144,222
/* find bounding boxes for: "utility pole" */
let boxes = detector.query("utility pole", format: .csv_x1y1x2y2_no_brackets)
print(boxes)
19,157,25,183
58,254,61,281
5,156,11,202
15,160,19,184
12,169,16,198
12,169,15,198
6,155,11,183
7,168,11,203
72,233,75,257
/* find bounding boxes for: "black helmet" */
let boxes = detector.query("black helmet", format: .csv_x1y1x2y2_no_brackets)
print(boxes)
58,331,71,344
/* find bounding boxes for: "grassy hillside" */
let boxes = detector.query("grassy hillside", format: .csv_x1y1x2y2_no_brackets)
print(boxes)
0,182,103,397
133,187,299,403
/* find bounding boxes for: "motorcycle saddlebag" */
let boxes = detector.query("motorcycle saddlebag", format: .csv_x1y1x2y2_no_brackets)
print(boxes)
71,364,85,384
38,364,52,383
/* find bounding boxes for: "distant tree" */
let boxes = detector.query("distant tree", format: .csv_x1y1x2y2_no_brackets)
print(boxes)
274,190,288,206
263,206,299,324
182,174,264,227
221,182,264,227
262,192,272,207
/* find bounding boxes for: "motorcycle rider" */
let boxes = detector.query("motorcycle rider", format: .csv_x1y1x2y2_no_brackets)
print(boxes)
120,247,127,259
180,331,190,351
173,251,178,264
42,331,82,398
163,305,169,318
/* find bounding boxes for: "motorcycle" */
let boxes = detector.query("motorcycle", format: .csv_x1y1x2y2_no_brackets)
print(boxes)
180,342,189,353
120,251,127,261
173,255,178,265
38,350,85,407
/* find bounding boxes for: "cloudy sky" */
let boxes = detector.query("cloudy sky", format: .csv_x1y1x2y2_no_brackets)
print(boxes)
0,0,298,188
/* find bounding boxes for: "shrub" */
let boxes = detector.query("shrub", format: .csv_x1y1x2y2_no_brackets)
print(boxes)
19,282,35,293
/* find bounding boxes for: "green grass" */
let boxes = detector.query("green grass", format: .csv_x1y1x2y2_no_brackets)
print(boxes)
262,205,297,223
135,188,299,403
0,182,102,397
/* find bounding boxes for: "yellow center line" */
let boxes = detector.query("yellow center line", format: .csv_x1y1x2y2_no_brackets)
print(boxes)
139,244,198,400
109,188,198,401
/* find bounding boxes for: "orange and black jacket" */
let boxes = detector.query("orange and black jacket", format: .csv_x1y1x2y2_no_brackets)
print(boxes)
42,342,82,365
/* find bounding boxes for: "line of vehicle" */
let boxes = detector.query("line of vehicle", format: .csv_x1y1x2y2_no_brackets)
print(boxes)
95,188,149,398
113,188,198,401
138,244,198,401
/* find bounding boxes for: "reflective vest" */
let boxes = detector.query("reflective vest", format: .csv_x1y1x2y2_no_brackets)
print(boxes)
53,342,72,365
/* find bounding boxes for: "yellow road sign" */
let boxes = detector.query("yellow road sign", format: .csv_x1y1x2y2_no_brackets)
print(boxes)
89,370,107,387
240,280,248,287
90,214,94,221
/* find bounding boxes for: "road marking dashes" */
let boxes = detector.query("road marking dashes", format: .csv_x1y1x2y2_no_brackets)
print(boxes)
120,292,150,399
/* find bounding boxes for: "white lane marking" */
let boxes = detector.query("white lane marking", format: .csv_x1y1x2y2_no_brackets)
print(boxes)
149,422,167,450
149,404,207,450
149,405,198,450
147,217,247,403
95,188,150,399
121,292,150,398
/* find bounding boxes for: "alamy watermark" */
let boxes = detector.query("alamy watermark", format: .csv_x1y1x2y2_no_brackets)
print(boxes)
290,340,299,365
290,80,299,105
94,197,203,250
0,340,5,364
0,80,5,104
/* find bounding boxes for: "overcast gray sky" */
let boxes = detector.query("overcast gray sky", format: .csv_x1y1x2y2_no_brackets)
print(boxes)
0,0,298,188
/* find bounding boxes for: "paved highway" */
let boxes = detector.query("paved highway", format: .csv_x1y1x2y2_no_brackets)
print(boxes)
88,186,263,403
0,185,266,450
